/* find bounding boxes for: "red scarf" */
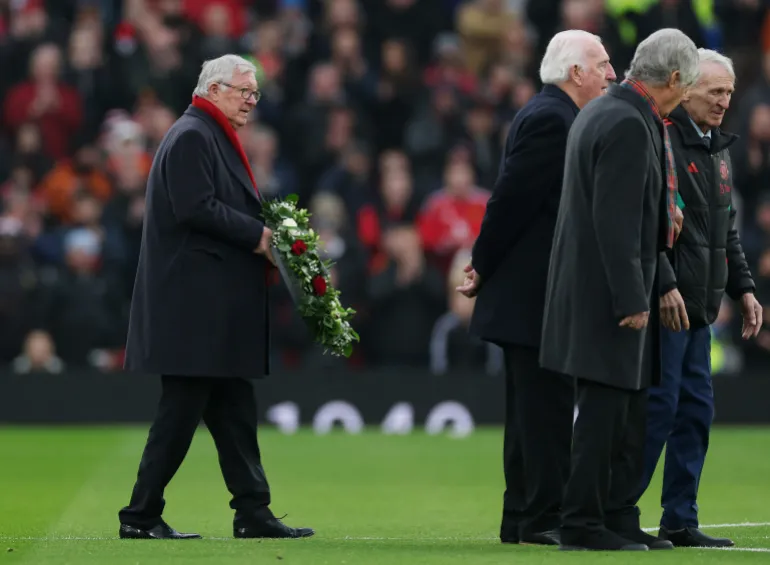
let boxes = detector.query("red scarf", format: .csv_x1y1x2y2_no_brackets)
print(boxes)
619,79,678,249
191,95,260,198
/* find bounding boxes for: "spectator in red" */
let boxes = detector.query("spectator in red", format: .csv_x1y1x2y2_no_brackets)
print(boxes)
417,160,490,273
3,43,83,161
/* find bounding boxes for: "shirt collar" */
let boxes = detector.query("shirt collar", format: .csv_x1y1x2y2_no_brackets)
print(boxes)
689,117,712,139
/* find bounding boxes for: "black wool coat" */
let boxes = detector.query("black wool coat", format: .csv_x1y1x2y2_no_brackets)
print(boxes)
539,84,671,391
124,106,271,379
469,84,580,349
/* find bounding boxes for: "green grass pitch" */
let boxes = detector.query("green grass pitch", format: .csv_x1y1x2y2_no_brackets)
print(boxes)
0,426,768,564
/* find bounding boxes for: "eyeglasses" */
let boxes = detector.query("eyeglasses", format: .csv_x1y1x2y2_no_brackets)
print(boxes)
219,82,261,102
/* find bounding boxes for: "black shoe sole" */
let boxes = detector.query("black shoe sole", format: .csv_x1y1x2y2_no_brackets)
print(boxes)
119,531,201,540
669,541,734,548
118,525,201,540
234,530,315,539
560,544,649,551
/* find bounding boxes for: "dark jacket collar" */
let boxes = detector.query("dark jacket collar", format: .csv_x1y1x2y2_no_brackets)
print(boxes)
542,84,579,115
607,83,664,159
183,105,260,203
607,83,661,127
667,105,738,153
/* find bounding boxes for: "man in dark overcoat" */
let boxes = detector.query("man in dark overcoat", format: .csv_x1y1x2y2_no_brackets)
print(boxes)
539,29,698,551
118,54,314,540
457,29,616,546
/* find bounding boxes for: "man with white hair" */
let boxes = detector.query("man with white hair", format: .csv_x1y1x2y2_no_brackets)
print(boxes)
540,28,699,551
457,29,615,546
632,49,761,548
118,55,314,540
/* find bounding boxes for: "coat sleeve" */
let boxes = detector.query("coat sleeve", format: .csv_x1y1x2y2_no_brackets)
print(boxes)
593,117,652,319
164,128,265,251
725,204,756,300
659,251,677,295
471,111,568,280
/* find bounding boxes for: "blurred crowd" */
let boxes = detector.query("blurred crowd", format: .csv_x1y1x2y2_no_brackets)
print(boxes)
1,0,770,375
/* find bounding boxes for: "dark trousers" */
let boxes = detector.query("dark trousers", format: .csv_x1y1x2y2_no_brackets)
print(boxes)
633,325,713,529
119,375,271,529
561,379,647,534
501,345,574,539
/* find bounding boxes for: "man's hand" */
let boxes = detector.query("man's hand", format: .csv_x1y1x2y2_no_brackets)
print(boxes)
660,288,690,331
619,311,649,330
674,207,684,241
740,292,763,339
254,227,276,266
456,263,481,298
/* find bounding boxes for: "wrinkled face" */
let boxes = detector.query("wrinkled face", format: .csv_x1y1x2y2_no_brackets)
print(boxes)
576,42,616,105
210,70,259,129
682,61,734,131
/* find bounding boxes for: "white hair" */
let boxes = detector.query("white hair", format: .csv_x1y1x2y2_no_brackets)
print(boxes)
539,30,604,85
625,28,699,88
193,54,257,97
697,48,735,81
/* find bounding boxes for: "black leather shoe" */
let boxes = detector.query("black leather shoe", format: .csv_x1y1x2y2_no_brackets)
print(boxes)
520,529,560,545
560,528,649,551
119,522,201,539
659,527,734,548
234,513,314,539
610,528,673,550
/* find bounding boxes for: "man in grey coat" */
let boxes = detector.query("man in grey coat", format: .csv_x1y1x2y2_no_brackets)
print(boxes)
540,29,698,551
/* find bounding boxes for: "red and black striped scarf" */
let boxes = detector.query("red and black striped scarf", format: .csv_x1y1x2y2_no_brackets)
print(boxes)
619,78,678,249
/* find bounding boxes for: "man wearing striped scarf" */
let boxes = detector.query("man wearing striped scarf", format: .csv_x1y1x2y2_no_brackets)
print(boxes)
539,29,699,551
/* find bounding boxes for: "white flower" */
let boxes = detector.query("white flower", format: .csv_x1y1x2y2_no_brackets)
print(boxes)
282,218,298,228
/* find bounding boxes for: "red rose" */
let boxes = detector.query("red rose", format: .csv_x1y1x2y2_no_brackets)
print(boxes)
291,240,307,256
312,275,327,296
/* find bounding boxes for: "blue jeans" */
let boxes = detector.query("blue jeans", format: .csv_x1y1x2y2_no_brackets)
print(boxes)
635,325,714,529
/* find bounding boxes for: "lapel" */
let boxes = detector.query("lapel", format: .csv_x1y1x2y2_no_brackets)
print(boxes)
607,84,663,163
184,106,261,204
541,84,580,117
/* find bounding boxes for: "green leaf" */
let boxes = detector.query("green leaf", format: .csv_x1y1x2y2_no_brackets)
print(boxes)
285,193,299,204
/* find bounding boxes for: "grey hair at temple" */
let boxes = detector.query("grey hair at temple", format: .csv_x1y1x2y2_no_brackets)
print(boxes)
192,54,257,97
625,28,699,88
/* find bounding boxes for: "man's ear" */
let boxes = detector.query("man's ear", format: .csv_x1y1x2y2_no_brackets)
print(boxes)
669,70,681,89
570,64,583,87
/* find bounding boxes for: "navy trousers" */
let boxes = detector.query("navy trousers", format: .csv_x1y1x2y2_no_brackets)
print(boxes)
634,325,714,529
